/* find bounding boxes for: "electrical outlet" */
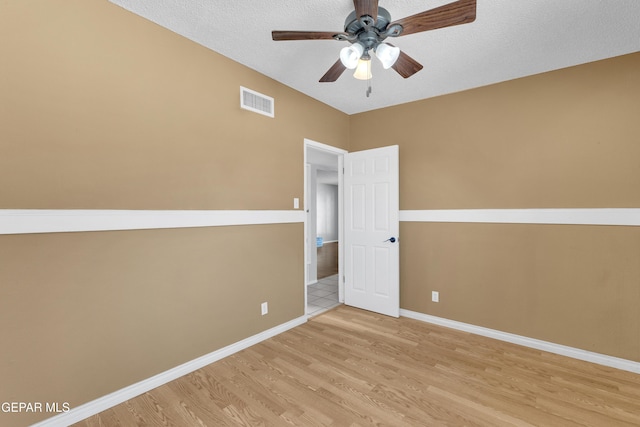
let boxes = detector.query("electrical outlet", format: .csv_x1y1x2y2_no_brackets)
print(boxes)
431,291,439,303
261,302,268,315
293,198,300,209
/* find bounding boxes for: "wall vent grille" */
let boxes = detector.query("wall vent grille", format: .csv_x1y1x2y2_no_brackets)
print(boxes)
240,86,274,118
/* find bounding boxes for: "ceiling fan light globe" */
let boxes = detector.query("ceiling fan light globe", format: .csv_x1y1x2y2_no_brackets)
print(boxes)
353,59,372,80
376,43,400,69
339,43,364,69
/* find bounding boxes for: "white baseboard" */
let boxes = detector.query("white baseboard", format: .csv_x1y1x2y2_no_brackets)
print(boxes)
32,315,307,427
400,309,640,374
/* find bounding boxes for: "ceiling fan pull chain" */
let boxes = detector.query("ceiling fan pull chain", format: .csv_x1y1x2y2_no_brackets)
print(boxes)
366,61,372,97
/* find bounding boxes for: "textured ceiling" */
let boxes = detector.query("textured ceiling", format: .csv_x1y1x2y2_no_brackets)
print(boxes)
109,0,640,115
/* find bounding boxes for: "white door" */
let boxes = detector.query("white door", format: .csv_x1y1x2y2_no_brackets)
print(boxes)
344,145,399,317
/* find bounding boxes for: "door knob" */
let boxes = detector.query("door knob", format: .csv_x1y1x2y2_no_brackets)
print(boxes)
384,237,397,243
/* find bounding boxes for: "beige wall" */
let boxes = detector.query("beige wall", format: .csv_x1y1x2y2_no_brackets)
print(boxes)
351,52,640,362
0,0,348,209
2,0,640,425
0,1,348,425
0,225,303,421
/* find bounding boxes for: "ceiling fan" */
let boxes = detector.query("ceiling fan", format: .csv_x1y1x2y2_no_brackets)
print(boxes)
272,0,477,83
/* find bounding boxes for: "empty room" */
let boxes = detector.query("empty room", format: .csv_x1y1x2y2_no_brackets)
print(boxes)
1,1,639,426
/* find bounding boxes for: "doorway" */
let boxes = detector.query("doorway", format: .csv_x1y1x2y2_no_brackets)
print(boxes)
304,139,346,317
304,141,400,318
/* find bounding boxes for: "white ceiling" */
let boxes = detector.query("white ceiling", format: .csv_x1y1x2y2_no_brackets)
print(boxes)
109,0,640,115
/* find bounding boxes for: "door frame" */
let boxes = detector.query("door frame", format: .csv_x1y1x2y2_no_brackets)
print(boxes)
304,139,346,315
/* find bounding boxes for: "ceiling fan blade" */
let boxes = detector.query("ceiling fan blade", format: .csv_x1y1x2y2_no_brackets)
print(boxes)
319,59,347,83
272,30,347,41
353,0,378,21
391,50,424,79
390,0,476,37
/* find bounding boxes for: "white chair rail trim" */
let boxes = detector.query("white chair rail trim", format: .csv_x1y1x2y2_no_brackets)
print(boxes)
0,209,305,235
400,208,640,227
1,208,639,235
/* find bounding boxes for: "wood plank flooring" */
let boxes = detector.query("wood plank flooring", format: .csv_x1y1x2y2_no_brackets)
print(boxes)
75,305,640,426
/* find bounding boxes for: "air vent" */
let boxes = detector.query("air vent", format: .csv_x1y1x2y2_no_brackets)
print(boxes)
240,86,274,118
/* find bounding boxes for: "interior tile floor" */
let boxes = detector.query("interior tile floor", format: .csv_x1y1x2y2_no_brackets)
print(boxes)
307,274,340,317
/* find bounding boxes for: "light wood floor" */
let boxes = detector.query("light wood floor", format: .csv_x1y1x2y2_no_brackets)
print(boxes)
75,305,640,426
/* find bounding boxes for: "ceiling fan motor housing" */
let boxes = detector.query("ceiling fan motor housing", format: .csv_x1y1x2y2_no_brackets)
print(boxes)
341,7,400,52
